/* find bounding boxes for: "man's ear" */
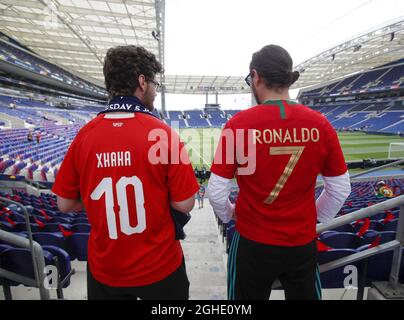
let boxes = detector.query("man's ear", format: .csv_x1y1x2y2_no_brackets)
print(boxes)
138,74,147,92
251,69,260,86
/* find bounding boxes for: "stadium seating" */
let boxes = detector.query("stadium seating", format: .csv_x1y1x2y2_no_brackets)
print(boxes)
303,100,403,134
69,233,89,261
320,232,361,249
300,58,404,100
205,109,227,127
318,249,358,288
183,110,210,127
0,246,73,293
0,39,105,96
299,58,403,136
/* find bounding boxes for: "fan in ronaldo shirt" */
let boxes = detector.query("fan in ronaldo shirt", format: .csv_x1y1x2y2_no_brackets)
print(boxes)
52,45,199,300
208,44,351,300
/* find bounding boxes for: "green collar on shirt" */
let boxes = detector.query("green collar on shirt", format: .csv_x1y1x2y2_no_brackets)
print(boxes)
262,99,298,119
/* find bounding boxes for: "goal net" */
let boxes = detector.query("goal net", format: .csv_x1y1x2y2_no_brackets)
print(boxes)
388,142,404,159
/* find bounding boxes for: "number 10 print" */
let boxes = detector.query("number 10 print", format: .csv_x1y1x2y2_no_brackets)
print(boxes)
90,176,146,239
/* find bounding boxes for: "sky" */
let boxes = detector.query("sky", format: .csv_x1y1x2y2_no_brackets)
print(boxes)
156,0,404,110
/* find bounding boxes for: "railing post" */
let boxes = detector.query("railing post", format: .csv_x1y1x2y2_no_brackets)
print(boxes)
388,204,404,288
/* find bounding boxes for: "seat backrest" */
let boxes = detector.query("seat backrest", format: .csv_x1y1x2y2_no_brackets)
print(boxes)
369,220,383,232
0,247,53,286
379,231,397,244
44,223,71,233
15,222,42,233
318,231,338,241
33,232,66,249
42,245,72,288
0,244,12,253
382,219,399,232
321,232,360,249
331,224,354,233
72,223,91,233
69,233,89,261
72,217,88,224
318,249,358,289
318,248,357,264
359,230,380,247
51,217,73,224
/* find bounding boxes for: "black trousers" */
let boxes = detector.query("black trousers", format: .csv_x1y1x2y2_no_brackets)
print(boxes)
228,231,322,300
87,258,190,300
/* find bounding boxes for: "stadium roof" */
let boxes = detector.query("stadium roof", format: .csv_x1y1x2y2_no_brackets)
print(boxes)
163,75,249,95
0,0,165,86
0,2,402,95
293,18,404,90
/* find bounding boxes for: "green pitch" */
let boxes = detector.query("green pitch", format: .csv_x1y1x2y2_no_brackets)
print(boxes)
178,129,404,168
337,132,404,162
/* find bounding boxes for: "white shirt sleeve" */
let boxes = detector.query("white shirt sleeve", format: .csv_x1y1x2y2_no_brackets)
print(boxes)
316,170,351,223
207,173,235,223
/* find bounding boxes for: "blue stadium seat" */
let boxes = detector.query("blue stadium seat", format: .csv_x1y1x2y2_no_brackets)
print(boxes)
50,216,73,224
318,231,339,241
69,233,89,261
379,231,397,244
41,245,72,288
14,222,42,233
357,245,404,282
0,244,12,253
318,249,358,288
32,232,69,254
381,219,398,232
0,247,54,287
44,223,71,233
71,223,91,233
73,217,88,224
320,232,360,249
330,224,354,233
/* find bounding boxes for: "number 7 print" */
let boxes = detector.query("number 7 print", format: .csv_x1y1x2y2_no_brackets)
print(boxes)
264,146,305,204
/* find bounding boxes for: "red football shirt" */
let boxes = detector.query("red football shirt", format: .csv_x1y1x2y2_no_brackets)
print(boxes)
52,112,199,287
211,100,347,246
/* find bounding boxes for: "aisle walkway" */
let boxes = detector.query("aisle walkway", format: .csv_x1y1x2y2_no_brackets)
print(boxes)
182,200,227,300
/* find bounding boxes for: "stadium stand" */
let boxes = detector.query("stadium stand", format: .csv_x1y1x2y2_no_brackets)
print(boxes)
300,59,404,100
299,99,403,134
183,110,210,128
299,58,403,136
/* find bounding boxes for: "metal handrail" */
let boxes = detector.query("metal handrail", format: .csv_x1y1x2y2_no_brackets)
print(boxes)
350,158,404,180
317,195,404,234
316,195,404,290
0,197,50,299
316,158,404,188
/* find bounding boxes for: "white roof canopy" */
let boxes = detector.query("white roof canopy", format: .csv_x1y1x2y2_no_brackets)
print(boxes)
0,2,402,94
294,18,404,90
0,0,164,86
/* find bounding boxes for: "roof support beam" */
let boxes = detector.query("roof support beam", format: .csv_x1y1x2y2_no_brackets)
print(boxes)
57,5,155,20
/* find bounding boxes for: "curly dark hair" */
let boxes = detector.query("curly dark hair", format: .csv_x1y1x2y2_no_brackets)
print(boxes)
103,45,163,99
250,44,299,89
